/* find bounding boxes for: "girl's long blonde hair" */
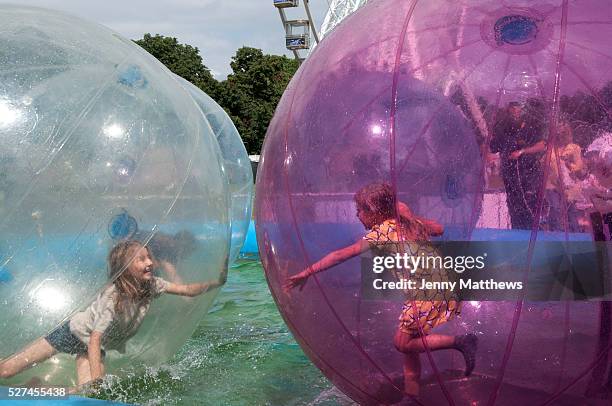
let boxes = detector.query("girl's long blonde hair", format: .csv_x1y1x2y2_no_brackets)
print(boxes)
108,240,155,313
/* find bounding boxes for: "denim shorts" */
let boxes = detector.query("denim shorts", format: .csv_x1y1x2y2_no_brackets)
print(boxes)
44,321,89,355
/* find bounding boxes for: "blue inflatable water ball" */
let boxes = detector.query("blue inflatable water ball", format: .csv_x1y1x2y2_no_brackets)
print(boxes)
0,5,230,386
174,75,253,264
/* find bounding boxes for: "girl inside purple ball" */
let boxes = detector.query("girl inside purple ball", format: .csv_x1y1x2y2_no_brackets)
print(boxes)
285,182,477,397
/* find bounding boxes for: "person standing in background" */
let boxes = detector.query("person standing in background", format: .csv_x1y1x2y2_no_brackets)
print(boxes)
490,101,546,229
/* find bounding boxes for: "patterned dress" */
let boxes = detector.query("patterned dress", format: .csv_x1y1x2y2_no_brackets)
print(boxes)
364,219,460,336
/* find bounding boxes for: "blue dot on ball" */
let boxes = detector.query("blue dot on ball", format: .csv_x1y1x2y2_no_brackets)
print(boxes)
117,64,148,88
495,15,538,45
108,210,138,240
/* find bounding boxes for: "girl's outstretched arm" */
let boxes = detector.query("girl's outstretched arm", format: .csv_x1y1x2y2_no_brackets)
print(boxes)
165,278,223,297
285,239,369,292
164,258,228,297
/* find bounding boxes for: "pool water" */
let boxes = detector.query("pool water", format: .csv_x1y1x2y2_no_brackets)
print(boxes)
92,259,353,405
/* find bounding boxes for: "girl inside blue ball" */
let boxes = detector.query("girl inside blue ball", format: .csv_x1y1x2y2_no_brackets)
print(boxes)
0,239,225,387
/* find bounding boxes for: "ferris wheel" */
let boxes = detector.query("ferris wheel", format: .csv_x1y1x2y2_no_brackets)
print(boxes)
273,0,369,62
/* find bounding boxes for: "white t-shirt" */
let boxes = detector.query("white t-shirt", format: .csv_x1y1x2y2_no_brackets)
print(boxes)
586,132,612,157
70,277,169,352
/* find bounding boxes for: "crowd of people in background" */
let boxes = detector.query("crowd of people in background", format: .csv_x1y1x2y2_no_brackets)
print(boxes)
461,94,611,237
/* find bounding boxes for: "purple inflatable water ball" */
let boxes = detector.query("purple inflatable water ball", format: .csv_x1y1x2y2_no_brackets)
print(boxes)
256,0,611,404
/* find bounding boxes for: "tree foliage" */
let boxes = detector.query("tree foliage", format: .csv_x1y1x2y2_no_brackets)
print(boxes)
135,34,219,98
134,35,298,154
218,47,299,153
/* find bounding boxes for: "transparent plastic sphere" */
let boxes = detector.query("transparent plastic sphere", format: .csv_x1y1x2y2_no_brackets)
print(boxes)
256,0,609,404
0,6,230,386
174,75,253,264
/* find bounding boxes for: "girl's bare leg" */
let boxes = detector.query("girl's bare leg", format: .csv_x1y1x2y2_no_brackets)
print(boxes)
75,354,92,386
394,329,478,378
75,354,105,387
0,338,57,379
402,352,421,396
394,331,455,353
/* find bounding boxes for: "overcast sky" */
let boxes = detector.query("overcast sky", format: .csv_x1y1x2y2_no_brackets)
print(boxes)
3,0,329,78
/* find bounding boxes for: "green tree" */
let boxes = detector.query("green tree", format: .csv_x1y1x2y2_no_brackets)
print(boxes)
135,34,219,97
218,47,299,154
135,36,298,154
